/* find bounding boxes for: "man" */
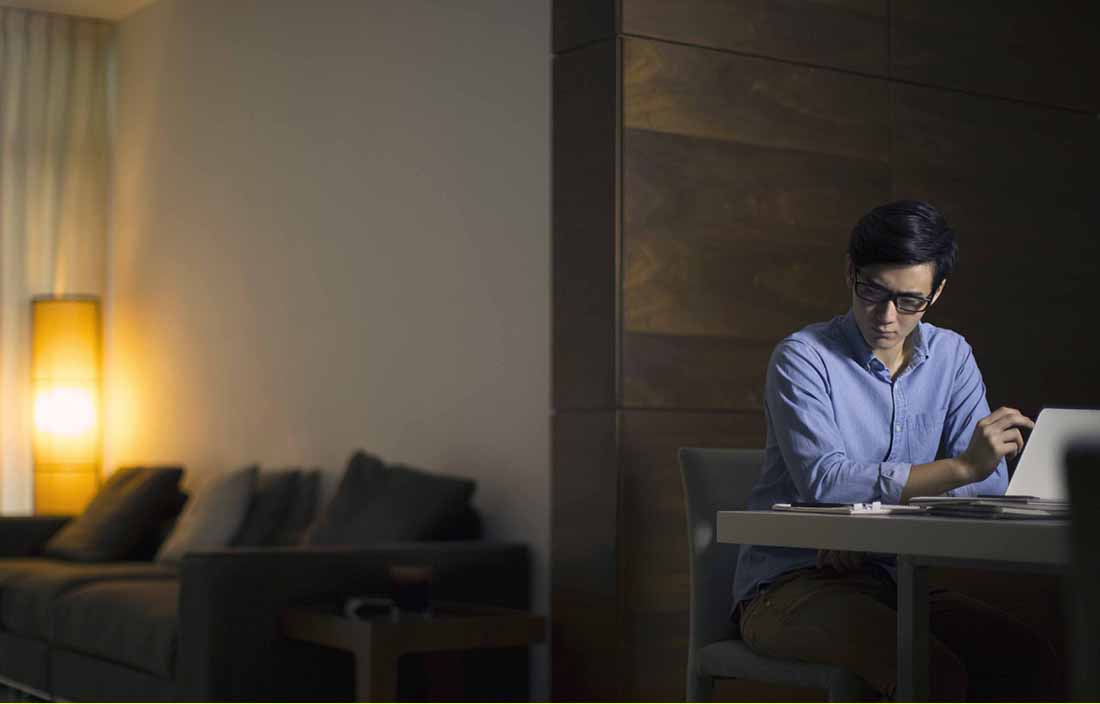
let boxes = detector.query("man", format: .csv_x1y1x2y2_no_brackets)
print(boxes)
733,201,1059,700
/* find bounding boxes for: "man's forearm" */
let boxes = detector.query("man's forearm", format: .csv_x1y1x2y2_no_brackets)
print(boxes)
899,458,971,503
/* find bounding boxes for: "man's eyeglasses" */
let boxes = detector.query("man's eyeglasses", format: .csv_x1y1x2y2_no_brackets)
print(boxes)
852,273,935,314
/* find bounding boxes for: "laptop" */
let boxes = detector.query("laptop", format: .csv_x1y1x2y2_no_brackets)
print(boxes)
1005,407,1100,501
912,407,1100,517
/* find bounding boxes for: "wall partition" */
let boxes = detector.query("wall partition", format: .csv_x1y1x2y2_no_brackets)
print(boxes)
552,1,1100,699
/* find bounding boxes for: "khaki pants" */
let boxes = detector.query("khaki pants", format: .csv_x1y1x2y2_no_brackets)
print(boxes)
739,566,1061,701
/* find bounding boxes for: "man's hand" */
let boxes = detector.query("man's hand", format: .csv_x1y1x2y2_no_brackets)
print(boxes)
958,406,1035,484
816,549,866,574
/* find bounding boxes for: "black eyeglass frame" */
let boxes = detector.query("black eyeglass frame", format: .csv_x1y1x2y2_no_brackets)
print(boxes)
852,270,936,314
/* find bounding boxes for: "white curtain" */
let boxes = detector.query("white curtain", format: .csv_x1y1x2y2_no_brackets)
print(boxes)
0,8,112,513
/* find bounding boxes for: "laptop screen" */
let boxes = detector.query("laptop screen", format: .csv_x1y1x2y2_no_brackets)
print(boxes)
1007,407,1100,501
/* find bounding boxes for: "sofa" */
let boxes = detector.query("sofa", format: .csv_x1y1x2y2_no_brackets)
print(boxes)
0,453,531,701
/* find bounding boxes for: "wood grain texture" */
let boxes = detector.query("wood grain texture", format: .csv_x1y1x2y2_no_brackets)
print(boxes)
623,0,888,75
553,41,618,410
551,411,622,700
621,39,890,409
892,0,1100,112
553,0,616,54
892,82,1100,417
622,128,876,338
618,410,766,699
624,39,891,160
622,331,775,411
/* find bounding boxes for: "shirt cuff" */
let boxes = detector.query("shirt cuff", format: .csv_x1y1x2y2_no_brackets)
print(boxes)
877,462,911,504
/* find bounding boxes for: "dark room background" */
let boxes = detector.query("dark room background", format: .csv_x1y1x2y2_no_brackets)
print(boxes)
552,0,1100,699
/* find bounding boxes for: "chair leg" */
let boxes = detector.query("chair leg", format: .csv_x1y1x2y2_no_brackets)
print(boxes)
686,673,715,702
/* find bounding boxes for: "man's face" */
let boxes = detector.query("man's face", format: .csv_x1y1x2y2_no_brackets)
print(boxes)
847,261,943,356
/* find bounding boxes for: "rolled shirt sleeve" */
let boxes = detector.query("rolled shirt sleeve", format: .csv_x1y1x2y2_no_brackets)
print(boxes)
767,340,913,504
877,462,912,504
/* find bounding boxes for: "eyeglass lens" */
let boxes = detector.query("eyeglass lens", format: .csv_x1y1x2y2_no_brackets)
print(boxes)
854,281,929,313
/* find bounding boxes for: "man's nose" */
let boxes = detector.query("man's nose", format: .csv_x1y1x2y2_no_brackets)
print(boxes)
877,300,898,321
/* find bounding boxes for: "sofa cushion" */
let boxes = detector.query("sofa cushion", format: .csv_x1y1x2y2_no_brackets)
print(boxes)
51,578,179,679
304,451,476,546
231,469,300,547
0,630,50,692
0,558,175,639
51,648,181,702
156,466,257,562
272,469,320,546
43,466,185,562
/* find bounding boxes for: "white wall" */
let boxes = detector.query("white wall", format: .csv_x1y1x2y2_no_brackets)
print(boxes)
108,0,549,693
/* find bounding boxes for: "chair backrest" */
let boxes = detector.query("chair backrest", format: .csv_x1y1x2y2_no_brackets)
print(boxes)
679,447,764,654
1066,443,1100,700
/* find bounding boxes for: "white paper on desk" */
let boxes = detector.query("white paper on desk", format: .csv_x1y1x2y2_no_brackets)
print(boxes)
771,502,926,515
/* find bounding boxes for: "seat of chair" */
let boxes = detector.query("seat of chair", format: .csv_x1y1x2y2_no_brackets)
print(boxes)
699,639,867,693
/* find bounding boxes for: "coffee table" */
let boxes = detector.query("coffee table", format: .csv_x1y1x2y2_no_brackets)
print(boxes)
282,601,545,701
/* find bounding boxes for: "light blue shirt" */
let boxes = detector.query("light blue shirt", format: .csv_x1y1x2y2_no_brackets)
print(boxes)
732,311,1007,606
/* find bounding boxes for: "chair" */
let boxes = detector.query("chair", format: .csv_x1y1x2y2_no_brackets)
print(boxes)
1066,443,1100,700
678,447,870,701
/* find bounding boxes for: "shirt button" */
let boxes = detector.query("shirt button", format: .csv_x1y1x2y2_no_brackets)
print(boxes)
895,424,902,432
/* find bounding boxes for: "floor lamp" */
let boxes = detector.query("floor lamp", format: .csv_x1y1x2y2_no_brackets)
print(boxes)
31,295,101,516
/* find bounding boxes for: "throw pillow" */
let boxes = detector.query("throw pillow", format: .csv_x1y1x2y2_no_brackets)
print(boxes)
271,469,321,546
301,452,386,545
43,466,185,562
303,451,476,546
435,503,483,540
155,465,258,562
129,488,190,560
231,469,300,547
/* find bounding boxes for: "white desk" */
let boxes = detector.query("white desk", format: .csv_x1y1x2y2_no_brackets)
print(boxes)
716,511,1069,701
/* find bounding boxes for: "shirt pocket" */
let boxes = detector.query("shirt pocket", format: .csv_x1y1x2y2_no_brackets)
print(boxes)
908,407,949,462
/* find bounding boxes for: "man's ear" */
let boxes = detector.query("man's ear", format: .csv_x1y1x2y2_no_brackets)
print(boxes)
931,278,947,305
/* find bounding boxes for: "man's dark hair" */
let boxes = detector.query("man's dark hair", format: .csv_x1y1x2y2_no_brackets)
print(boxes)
848,200,958,292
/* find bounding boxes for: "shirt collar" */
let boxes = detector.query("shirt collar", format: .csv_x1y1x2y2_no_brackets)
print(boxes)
840,310,874,367
909,322,930,363
840,309,931,372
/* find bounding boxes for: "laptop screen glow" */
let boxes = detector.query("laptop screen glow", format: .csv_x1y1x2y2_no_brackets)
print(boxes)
1006,407,1100,501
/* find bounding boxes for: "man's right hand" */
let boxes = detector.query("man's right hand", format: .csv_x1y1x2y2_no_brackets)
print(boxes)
958,406,1035,483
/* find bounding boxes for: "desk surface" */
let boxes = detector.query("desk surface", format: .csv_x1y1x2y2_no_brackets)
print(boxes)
717,511,1069,566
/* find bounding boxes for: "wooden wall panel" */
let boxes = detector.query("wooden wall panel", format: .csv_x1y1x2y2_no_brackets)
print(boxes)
553,41,618,409
619,410,766,699
623,39,889,160
621,39,890,409
621,332,775,411
623,0,887,75
892,0,1100,112
892,83,1100,417
553,3,1097,700
551,411,621,700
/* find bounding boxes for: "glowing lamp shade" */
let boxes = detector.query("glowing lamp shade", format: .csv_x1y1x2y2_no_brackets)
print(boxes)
31,296,102,516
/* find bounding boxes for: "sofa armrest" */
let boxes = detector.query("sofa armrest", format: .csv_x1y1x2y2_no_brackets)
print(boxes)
0,516,70,557
177,542,530,701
